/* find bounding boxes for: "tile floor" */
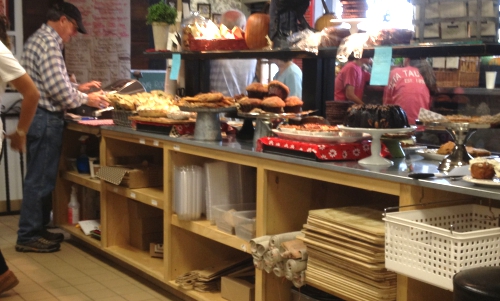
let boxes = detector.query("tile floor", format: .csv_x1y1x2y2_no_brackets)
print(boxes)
0,215,183,301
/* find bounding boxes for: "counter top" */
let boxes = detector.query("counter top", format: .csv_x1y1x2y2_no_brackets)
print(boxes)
98,125,500,201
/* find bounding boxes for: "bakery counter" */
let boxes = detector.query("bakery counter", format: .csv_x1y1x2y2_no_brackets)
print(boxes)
101,126,500,201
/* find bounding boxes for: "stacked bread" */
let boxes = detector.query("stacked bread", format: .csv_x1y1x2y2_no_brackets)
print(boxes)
340,0,368,19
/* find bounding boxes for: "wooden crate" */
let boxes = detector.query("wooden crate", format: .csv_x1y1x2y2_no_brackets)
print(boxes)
412,0,499,42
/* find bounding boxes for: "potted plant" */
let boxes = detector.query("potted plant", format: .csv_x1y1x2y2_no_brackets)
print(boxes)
146,1,177,51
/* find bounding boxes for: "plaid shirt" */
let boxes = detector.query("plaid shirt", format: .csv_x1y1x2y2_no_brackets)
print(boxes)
20,24,87,112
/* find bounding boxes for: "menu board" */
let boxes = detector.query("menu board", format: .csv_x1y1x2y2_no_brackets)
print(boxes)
65,0,131,86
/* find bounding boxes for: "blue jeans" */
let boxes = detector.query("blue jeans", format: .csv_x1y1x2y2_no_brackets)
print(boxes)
17,108,64,244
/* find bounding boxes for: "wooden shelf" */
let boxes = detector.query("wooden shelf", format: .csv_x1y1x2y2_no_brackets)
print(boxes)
66,122,101,135
105,183,165,210
61,224,101,248
144,42,500,60
171,215,252,254
63,171,101,191
167,280,226,301
106,245,164,281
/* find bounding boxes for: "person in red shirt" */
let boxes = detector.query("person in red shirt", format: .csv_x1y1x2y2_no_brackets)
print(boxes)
334,57,371,104
383,59,433,124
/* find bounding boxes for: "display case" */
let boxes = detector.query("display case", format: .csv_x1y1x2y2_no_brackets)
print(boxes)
53,43,500,301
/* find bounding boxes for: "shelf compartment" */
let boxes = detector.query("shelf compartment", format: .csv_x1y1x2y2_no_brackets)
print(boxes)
171,215,252,254
167,280,226,301
105,183,164,209
60,224,101,248
66,122,101,135
106,245,164,281
63,171,101,191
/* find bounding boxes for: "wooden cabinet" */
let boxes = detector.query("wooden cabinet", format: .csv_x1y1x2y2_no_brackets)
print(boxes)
53,123,500,301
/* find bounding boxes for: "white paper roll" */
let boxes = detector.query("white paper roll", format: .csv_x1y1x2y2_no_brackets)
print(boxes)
256,240,270,256
250,235,271,253
286,259,307,273
269,231,303,248
253,258,265,270
285,270,294,280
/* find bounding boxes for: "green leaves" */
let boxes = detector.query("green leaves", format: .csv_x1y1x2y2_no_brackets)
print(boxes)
146,2,177,25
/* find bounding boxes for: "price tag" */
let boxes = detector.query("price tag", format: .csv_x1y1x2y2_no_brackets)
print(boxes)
139,139,146,144
153,140,159,147
370,46,392,86
170,54,181,80
130,192,136,199
151,200,158,206
173,145,180,151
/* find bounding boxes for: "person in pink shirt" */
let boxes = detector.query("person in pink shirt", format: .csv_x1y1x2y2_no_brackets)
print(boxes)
334,58,371,104
383,59,433,124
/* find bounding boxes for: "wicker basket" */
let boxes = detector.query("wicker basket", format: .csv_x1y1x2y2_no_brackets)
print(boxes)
112,110,136,127
435,57,480,87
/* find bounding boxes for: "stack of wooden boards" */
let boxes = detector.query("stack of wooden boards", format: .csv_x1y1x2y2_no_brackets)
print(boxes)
299,207,396,301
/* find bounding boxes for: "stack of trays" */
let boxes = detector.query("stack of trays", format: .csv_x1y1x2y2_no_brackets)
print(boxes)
299,207,396,301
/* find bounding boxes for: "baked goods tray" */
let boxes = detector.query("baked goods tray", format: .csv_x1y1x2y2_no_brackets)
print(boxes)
238,110,317,119
423,121,491,130
129,116,196,124
257,137,388,162
178,106,237,113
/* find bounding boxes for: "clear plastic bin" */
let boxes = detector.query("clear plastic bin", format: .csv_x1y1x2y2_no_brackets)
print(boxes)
212,203,256,235
234,210,256,240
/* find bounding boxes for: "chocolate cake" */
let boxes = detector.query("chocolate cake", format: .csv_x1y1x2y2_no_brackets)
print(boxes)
343,104,410,128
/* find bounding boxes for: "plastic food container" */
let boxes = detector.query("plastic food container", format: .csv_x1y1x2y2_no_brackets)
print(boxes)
234,210,256,240
212,203,256,234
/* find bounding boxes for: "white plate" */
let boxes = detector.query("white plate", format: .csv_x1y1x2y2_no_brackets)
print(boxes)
416,149,447,161
402,145,428,154
337,125,416,135
462,176,500,187
272,129,370,143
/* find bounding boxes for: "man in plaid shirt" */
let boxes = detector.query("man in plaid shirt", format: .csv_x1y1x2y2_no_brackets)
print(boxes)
16,1,108,253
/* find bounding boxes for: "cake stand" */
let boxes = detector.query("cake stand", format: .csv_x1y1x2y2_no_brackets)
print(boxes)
238,111,317,146
179,106,237,141
424,122,490,171
338,126,415,167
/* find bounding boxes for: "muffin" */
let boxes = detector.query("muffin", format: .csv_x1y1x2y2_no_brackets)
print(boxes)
284,96,304,113
246,83,268,99
238,97,262,112
267,80,290,100
261,96,285,113
469,158,499,179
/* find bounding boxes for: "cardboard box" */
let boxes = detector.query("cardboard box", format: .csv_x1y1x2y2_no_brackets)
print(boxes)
96,164,163,188
221,276,255,301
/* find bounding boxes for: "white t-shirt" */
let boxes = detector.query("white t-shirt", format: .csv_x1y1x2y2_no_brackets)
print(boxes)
0,41,27,151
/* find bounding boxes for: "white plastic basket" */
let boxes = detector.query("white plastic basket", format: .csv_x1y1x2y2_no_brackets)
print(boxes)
384,204,500,291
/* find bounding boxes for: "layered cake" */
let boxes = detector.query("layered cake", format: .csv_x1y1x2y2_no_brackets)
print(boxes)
343,104,410,128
